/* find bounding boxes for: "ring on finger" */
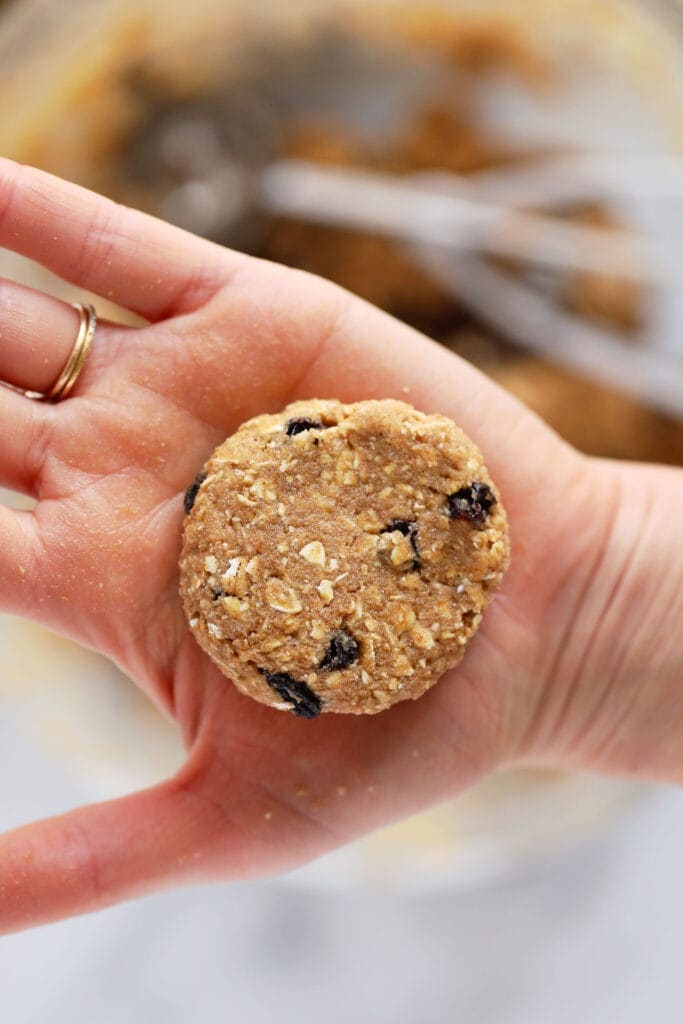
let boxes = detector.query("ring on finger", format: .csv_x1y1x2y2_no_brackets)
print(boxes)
23,302,97,403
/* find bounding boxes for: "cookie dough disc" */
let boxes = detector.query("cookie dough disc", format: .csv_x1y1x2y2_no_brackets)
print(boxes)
180,399,509,717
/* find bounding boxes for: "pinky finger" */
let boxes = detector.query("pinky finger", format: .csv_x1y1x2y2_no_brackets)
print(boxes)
0,772,219,935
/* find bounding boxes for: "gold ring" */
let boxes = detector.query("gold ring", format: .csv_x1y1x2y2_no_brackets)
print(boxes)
25,302,97,402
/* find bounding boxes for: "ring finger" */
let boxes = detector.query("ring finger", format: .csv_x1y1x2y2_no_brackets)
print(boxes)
0,277,91,395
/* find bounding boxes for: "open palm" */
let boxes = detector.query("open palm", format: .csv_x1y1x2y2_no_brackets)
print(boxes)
0,159,611,933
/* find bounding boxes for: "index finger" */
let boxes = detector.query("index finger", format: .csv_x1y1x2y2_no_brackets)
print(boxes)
0,158,241,321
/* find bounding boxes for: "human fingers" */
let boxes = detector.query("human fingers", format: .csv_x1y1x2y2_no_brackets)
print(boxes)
0,735,334,936
0,158,237,322
0,276,100,395
0,773,219,935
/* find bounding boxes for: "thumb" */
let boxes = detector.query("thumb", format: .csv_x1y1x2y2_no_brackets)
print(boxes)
0,769,217,935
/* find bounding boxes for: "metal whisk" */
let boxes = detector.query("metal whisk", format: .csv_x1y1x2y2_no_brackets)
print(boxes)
135,104,683,418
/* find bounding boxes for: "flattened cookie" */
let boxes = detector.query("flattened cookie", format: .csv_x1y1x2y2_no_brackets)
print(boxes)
180,399,509,716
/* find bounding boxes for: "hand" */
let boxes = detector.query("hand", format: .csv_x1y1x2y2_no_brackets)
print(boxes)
0,159,680,934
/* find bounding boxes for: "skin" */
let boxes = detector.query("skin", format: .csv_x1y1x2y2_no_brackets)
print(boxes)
0,158,681,935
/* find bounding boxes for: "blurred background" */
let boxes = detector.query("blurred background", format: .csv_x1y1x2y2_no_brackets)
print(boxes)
1,0,683,1020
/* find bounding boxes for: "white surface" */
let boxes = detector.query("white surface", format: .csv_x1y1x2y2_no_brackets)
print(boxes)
1,694,682,1023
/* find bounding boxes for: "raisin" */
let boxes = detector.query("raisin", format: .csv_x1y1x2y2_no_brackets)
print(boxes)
382,519,421,570
259,669,322,719
184,471,206,515
446,482,496,525
285,417,325,436
319,629,360,671
211,589,226,601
